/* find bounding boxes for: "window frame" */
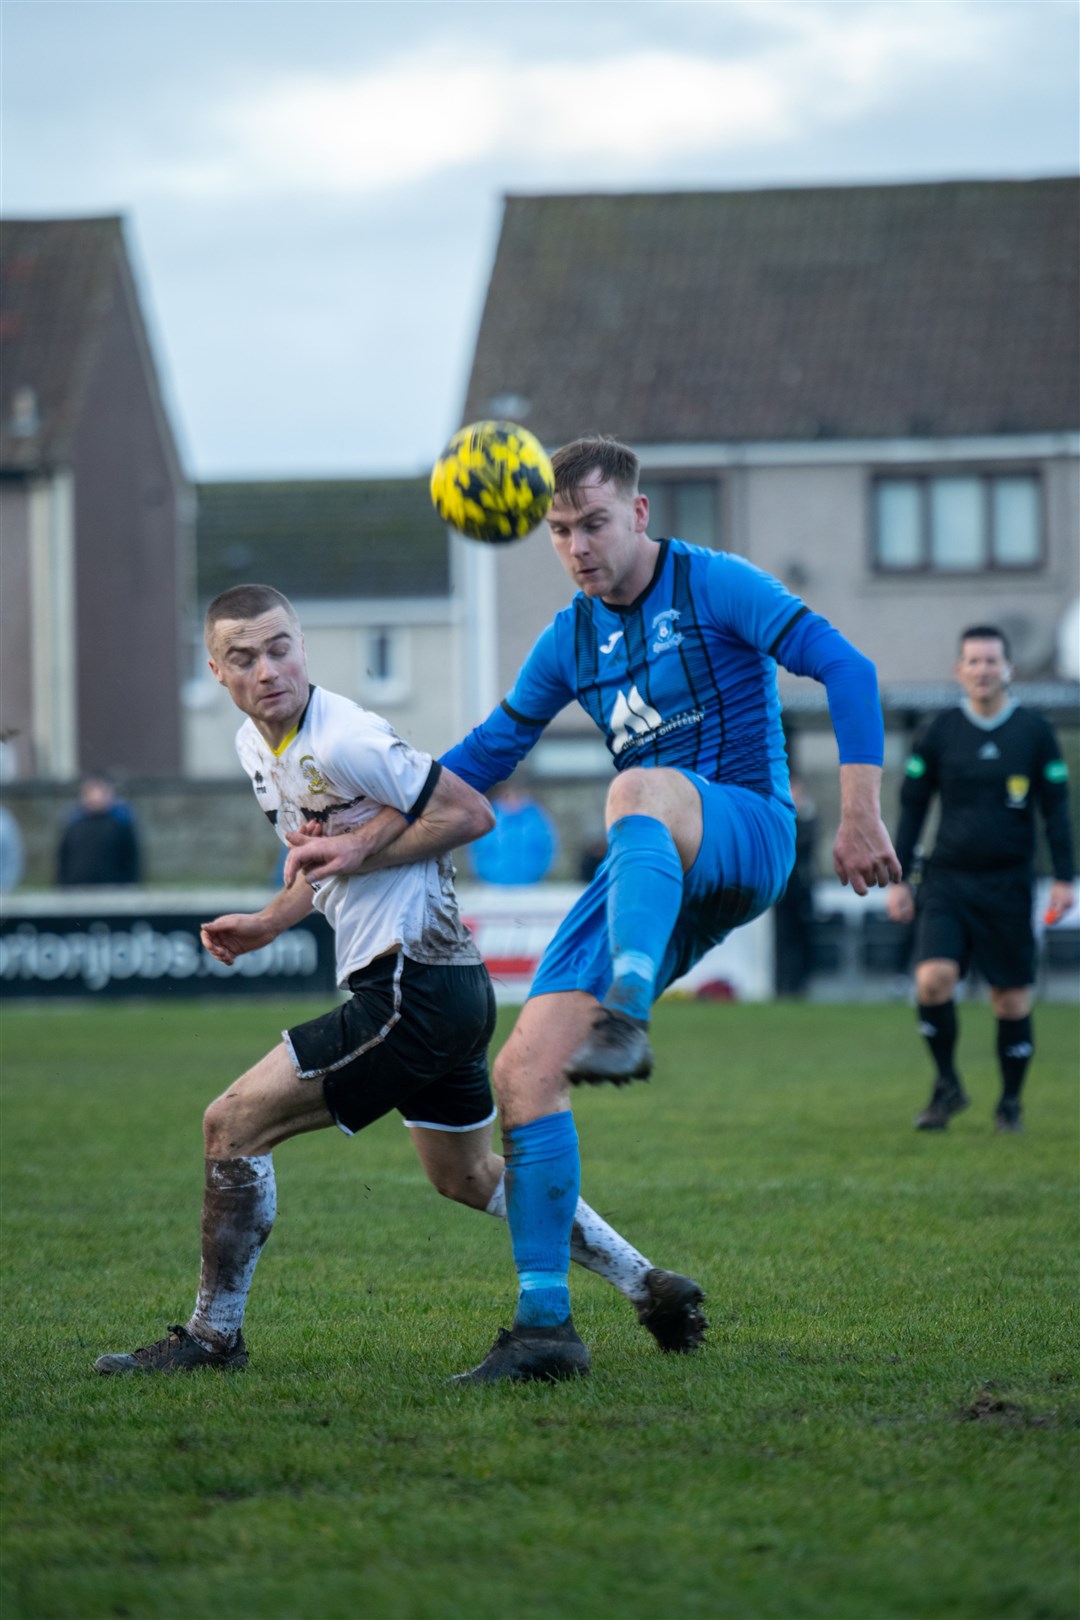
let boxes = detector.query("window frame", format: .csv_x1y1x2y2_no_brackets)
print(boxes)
869,467,1046,576
638,473,723,551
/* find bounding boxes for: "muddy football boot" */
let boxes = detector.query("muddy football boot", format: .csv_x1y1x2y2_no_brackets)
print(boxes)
636,1269,708,1353
914,1074,970,1130
565,1009,654,1086
95,1324,248,1375
451,1318,590,1385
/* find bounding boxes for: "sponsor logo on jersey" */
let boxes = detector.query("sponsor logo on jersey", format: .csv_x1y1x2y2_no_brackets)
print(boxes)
905,755,926,778
609,686,703,757
650,608,684,655
599,629,625,656
978,742,1000,760
1006,775,1029,807
299,755,330,794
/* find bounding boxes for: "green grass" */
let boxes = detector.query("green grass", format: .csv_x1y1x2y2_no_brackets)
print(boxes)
2,998,1078,1620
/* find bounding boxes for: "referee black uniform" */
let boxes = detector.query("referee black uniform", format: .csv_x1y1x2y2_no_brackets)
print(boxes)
894,700,1074,1128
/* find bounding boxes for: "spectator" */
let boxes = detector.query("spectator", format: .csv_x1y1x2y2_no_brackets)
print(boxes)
57,774,141,887
468,788,558,885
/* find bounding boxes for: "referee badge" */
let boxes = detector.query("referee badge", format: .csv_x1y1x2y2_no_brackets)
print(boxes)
1006,775,1029,807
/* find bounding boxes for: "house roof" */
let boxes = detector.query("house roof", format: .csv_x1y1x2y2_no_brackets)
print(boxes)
0,216,131,470
462,179,1080,448
196,479,451,603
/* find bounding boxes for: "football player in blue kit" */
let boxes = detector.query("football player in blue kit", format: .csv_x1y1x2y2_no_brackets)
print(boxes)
286,436,902,1384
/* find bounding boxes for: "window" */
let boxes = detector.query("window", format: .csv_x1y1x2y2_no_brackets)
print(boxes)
361,627,409,704
639,477,721,548
873,471,1042,572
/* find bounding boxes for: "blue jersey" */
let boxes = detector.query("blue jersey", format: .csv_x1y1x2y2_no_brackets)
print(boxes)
442,540,883,803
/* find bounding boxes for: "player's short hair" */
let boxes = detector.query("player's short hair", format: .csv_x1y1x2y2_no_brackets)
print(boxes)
205,584,299,648
960,624,1011,659
551,436,640,505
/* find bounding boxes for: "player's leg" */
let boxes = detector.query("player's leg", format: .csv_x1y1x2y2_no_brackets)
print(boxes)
910,872,971,1129
452,992,597,1382
95,1043,335,1374
566,767,702,1084
988,985,1033,1132
409,1119,706,1351
976,872,1038,1133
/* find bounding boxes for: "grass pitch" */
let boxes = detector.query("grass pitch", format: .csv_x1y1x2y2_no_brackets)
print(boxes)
2,997,1077,1620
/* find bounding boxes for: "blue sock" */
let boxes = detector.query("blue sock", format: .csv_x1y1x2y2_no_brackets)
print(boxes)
505,1111,580,1328
603,814,684,1023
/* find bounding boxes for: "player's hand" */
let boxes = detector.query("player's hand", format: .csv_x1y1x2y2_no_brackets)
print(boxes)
885,882,915,925
284,830,369,885
832,812,903,897
200,912,277,965
1045,880,1076,925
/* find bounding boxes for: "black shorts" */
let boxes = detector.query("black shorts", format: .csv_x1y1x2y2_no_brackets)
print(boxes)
284,953,497,1137
915,865,1035,989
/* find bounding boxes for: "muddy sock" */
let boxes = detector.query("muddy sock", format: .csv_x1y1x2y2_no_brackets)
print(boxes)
486,1173,652,1304
187,1155,276,1351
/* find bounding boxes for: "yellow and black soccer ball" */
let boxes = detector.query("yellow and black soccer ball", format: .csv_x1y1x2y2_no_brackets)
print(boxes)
430,420,554,544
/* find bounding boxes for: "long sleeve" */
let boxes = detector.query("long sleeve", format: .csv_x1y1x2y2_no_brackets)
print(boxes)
892,720,939,877
1035,726,1075,881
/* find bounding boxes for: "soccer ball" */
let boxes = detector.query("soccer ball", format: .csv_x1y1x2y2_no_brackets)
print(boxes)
430,420,555,544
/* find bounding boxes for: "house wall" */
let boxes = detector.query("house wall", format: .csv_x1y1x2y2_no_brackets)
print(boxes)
486,442,1080,720
0,472,78,780
71,253,188,777
0,481,34,777
740,454,1079,688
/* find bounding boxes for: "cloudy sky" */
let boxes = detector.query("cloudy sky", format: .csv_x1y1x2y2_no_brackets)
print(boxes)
4,1,1077,480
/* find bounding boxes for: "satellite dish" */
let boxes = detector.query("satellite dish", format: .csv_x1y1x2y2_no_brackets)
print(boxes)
1057,598,1080,680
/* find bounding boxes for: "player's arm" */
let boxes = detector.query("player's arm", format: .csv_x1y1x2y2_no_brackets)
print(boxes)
440,623,574,792
200,871,315,965
284,765,494,883
885,723,939,923
745,583,900,895
1034,723,1076,920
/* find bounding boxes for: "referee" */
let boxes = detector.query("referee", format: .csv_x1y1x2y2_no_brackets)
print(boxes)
886,625,1075,1133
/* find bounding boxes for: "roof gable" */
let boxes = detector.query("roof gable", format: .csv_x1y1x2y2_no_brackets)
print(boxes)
196,478,450,603
463,179,1080,446
0,216,128,470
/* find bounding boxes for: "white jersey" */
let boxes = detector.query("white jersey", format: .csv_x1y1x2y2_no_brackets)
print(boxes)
235,685,482,984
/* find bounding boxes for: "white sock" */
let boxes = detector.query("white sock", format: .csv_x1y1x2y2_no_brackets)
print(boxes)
188,1154,276,1350
485,1172,652,1304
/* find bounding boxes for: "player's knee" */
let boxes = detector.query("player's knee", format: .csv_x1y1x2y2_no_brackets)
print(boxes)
917,960,958,1002
990,986,1030,1019
605,769,655,822
427,1163,490,1209
203,1090,242,1157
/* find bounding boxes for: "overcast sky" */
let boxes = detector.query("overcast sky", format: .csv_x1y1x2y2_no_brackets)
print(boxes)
3,1,1077,481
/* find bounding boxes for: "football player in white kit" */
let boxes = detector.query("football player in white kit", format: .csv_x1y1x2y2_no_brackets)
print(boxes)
95,584,705,1375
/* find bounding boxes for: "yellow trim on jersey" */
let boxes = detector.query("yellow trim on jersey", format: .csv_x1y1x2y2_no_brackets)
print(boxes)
270,725,299,758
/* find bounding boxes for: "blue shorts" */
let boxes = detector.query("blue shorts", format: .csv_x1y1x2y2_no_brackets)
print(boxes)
529,776,796,1003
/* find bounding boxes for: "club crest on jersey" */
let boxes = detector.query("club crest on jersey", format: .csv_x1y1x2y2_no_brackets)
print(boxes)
299,755,330,794
1006,775,1029,807
650,609,684,655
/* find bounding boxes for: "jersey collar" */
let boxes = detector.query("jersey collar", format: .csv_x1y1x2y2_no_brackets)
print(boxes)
268,685,317,757
961,696,1016,732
